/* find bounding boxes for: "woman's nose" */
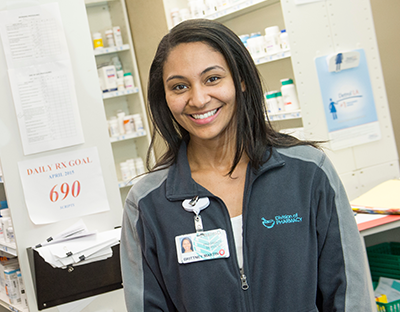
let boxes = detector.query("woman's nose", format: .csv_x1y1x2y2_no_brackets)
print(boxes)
188,85,210,108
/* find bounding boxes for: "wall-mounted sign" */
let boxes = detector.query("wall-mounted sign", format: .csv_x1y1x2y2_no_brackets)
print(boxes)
18,147,110,224
315,49,381,150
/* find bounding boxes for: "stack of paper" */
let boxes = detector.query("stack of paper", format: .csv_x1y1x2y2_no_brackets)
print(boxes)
351,179,400,214
33,220,120,268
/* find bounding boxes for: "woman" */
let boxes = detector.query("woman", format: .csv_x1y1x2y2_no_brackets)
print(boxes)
181,237,193,253
121,19,374,311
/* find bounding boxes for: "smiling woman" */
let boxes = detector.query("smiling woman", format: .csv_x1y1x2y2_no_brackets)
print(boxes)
120,19,375,312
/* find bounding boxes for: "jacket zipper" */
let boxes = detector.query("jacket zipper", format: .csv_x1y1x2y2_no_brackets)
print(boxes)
240,268,249,290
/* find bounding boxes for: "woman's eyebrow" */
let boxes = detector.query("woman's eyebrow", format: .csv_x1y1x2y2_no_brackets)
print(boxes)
165,65,226,83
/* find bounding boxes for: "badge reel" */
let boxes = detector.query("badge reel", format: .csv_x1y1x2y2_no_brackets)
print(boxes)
182,196,209,235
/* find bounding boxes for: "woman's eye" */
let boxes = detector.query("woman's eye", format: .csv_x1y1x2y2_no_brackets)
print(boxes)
173,84,187,91
207,76,220,83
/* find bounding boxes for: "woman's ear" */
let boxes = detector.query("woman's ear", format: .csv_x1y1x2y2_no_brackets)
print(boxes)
241,80,246,92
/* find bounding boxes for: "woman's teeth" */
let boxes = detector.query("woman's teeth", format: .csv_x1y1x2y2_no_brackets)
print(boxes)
192,108,218,120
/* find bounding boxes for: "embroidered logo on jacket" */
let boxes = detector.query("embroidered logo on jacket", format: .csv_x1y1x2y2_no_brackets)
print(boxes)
262,213,303,229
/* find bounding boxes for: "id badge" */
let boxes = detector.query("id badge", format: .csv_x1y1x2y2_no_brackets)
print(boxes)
175,229,230,264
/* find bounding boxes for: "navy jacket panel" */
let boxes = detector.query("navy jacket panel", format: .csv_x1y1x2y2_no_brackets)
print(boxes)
120,142,374,312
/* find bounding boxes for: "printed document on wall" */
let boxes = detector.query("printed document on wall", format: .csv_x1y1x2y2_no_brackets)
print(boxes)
17,147,110,225
0,3,84,155
315,49,381,150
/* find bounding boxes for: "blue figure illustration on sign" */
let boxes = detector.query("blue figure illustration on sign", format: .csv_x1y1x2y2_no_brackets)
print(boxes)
335,53,343,72
329,98,338,120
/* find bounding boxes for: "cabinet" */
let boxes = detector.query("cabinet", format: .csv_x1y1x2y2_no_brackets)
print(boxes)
84,0,152,203
156,0,399,201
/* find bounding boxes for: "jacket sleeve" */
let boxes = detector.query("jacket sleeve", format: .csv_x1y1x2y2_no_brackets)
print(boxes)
316,155,375,311
120,197,176,311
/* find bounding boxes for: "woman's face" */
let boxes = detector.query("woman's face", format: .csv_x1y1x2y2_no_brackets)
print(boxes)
163,42,239,144
182,239,192,252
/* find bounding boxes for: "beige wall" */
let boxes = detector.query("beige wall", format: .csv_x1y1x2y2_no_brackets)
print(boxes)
125,0,169,159
370,0,400,160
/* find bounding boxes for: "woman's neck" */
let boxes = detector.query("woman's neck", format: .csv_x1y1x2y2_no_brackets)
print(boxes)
187,136,247,175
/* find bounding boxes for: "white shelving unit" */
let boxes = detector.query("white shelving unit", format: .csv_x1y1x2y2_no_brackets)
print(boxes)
84,0,152,202
0,0,128,310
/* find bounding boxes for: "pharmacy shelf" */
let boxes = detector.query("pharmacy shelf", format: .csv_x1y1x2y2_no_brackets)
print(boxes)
85,0,116,7
192,0,278,24
0,241,17,257
0,291,28,312
253,50,291,65
102,87,139,99
93,44,130,56
110,130,147,143
268,109,301,121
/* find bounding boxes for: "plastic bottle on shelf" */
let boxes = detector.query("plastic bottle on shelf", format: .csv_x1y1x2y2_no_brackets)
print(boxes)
280,29,290,50
123,115,134,134
116,110,126,135
6,219,14,244
280,78,300,111
135,158,145,175
92,32,103,50
275,91,285,112
111,56,124,79
126,159,137,178
124,72,135,90
105,29,115,47
132,114,144,131
108,117,120,137
264,26,281,55
120,162,131,182
117,77,125,91
247,32,266,58
265,91,279,114
113,26,123,46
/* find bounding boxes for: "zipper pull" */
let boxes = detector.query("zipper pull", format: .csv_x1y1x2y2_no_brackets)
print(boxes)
240,268,249,290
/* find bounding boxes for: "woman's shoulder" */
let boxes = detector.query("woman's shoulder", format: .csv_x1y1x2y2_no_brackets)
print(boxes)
275,144,327,168
125,167,170,207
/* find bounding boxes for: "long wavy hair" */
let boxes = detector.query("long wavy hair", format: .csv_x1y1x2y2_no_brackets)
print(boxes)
146,19,319,175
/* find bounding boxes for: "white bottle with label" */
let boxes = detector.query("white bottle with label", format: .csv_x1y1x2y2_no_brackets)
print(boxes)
265,91,279,114
264,26,281,55
280,78,300,111
124,72,135,90
280,29,290,50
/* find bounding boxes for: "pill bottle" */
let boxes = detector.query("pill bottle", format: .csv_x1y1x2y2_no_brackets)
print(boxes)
92,32,103,50
132,114,144,131
280,78,300,111
247,32,266,58
105,29,115,47
280,29,290,50
123,115,134,134
6,219,14,244
108,117,120,137
124,72,135,90
265,91,279,114
126,159,137,178
135,158,145,175
171,8,181,26
120,162,131,182
116,110,126,135
117,77,125,91
238,34,250,49
113,26,123,46
275,91,285,112
264,26,281,55
2,217,10,243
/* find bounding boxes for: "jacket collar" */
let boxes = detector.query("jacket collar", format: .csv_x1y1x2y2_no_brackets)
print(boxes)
165,140,285,201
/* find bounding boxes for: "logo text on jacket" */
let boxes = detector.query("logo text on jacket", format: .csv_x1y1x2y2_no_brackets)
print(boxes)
262,213,303,229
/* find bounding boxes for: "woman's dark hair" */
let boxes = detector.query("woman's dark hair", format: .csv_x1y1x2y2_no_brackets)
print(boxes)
146,19,319,175
181,237,193,253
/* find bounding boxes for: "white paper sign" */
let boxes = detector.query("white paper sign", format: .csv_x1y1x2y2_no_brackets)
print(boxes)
18,147,110,224
0,3,85,155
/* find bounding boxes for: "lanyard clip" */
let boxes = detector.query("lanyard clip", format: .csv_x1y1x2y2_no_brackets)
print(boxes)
182,196,210,234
